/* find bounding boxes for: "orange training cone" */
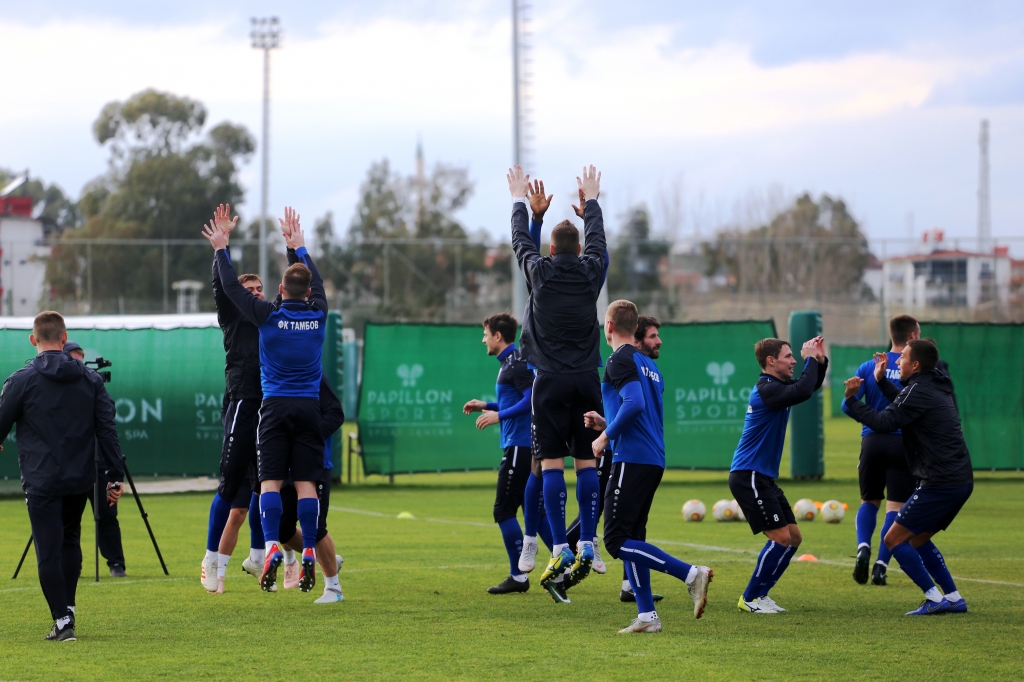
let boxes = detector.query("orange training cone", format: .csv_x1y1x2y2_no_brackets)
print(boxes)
795,554,818,562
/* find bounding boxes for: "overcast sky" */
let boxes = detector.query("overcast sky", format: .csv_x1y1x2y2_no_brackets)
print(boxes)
2,1,1023,252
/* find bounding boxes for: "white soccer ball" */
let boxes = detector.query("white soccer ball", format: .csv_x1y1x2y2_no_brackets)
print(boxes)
793,498,818,521
820,500,845,524
712,499,736,522
729,499,746,522
682,499,706,522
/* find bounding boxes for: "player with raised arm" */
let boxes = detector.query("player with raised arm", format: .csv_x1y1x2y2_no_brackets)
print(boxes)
843,314,919,586
202,206,328,595
587,300,712,632
730,337,827,614
463,313,538,594
508,165,607,603
843,341,973,615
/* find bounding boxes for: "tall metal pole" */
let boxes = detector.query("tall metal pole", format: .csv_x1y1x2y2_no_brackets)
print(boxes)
510,0,528,318
977,119,991,254
252,17,281,286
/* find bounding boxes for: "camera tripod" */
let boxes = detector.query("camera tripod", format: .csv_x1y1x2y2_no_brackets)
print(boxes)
11,443,168,581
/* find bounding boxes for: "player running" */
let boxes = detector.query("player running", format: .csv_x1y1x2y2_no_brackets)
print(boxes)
843,314,920,586
508,164,607,603
843,341,973,615
730,336,827,614
463,313,536,594
202,203,265,593
202,206,328,594
587,300,712,632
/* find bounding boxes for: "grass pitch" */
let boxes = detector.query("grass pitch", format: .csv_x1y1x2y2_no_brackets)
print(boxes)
1,417,1022,681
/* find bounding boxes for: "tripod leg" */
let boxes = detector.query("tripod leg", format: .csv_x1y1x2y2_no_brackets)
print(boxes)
12,535,33,580
122,461,169,575
95,475,101,582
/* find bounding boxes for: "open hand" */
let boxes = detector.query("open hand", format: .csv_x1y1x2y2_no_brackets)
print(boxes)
280,207,304,250
463,399,487,415
577,165,601,202
583,411,606,431
212,204,239,235
201,219,230,251
527,180,552,219
843,377,863,399
507,165,530,198
873,352,888,382
571,187,586,219
476,411,500,430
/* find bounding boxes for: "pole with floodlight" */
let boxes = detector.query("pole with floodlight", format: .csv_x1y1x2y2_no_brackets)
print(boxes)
251,17,281,286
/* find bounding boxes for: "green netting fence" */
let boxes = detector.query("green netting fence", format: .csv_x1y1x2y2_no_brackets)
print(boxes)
357,320,777,475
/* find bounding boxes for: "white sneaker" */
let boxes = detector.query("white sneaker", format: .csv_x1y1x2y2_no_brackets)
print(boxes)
201,556,218,592
618,616,662,633
518,537,539,573
315,587,344,604
759,595,785,612
737,595,777,613
592,541,607,575
687,566,713,619
241,556,261,579
336,554,344,568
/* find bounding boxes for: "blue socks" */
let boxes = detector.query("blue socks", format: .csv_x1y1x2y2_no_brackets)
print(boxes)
259,491,283,544
576,466,600,543
743,541,791,601
917,541,957,594
624,560,655,614
759,545,796,598
890,541,936,593
619,539,693,582
537,512,553,552
498,517,525,576
248,493,264,549
855,502,878,548
296,498,319,551
542,469,568,547
523,473,543,537
206,493,231,552
877,511,898,565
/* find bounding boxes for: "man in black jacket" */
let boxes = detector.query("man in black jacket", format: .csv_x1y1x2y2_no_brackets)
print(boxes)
843,339,973,616
0,312,124,641
508,164,607,603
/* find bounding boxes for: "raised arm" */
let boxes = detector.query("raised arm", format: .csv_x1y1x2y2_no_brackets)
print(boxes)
281,207,327,314
508,166,542,283
527,178,551,249
216,250,274,326
207,205,240,315
759,357,827,411
845,384,924,434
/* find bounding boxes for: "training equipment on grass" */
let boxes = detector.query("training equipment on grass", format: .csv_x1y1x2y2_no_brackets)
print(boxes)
793,498,817,521
820,500,845,523
712,499,736,522
729,499,745,521
682,499,706,521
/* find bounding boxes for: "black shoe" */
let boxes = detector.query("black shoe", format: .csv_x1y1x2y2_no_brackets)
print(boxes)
487,575,529,594
871,563,888,586
544,580,571,604
853,546,870,584
620,589,664,603
110,565,127,578
45,620,76,642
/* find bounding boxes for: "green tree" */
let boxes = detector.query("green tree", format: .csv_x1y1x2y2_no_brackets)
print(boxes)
606,206,670,298
45,89,255,311
0,168,79,235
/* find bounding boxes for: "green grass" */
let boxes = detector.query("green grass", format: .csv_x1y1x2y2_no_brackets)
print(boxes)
1,417,1022,680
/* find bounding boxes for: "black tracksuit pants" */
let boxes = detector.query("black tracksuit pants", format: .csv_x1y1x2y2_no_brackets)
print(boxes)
88,493,126,569
26,492,89,621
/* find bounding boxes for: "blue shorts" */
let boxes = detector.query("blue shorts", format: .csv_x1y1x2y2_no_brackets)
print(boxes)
896,483,973,535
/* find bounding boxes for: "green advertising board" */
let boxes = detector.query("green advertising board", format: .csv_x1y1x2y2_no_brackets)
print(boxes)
358,320,777,474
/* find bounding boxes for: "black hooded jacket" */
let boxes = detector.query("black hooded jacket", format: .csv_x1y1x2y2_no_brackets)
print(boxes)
844,369,972,487
212,253,263,401
0,351,125,497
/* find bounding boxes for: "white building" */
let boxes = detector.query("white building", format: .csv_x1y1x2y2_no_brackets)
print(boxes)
0,214,49,316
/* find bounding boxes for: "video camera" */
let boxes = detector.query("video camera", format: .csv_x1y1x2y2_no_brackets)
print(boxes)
85,357,112,383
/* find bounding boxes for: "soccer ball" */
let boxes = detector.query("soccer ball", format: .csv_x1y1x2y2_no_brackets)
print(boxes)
729,499,746,522
682,499,706,522
793,498,817,521
712,499,736,522
820,500,845,523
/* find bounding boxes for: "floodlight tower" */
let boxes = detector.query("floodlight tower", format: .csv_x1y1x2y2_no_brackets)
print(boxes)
511,0,532,318
251,17,281,285
977,119,991,253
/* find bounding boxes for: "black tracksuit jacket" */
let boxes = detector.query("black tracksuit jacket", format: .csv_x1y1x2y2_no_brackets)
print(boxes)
212,252,262,401
511,199,607,374
0,351,125,497
844,369,973,487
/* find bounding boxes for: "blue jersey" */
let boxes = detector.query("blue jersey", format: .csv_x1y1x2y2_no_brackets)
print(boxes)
730,357,827,478
485,344,534,449
216,246,327,399
602,344,665,467
841,351,904,436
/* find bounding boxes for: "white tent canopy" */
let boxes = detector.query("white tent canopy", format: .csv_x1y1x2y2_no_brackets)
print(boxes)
0,314,220,330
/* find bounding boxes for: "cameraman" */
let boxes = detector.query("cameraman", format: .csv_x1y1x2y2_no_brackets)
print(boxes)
65,340,127,578
0,312,124,642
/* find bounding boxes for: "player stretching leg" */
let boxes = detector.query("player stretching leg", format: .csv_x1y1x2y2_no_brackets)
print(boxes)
843,342,973,615
203,207,328,594
202,204,264,592
843,315,920,586
508,165,608,603
588,301,712,632
730,337,827,614
463,313,536,594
